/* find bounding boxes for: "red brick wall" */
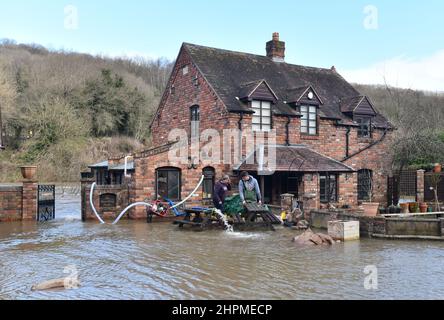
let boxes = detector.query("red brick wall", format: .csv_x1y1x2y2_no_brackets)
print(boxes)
0,186,23,222
151,48,228,148
22,181,38,221
82,184,130,221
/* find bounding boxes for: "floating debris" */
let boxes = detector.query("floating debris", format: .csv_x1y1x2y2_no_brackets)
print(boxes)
292,228,336,246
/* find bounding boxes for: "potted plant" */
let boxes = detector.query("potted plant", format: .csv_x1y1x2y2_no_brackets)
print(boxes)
419,203,428,213
400,202,410,214
361,170,379,217
20,166,37,180
409,202,419,213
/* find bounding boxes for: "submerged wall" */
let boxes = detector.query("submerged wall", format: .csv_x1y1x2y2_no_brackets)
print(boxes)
0,186,23,222
309,210,444,239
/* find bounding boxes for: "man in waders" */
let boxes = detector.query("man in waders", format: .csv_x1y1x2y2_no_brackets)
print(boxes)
238,171,262,206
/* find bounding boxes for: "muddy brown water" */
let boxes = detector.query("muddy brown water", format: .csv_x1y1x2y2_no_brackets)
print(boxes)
1,194,444,300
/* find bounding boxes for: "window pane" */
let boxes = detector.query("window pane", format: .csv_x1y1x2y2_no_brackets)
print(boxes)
309,112,316,120
168,171,180,200
157,171,168,199
262,109,271,117
309,120,317,128
262,101,271,109
262,116,271,125
262,124,271,132
301,119,308,127
301,106,308,113
252,124,262,132
309,106,317,113
252,101,261,109
309,127,317,135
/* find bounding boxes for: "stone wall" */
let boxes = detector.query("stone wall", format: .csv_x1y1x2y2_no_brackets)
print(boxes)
309,210,444,239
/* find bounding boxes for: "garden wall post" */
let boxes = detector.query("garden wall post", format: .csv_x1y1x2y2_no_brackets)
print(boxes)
416,170,425,203
22,180,38,221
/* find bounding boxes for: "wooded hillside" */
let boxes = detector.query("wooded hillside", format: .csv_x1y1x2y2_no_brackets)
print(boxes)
0,40,443,182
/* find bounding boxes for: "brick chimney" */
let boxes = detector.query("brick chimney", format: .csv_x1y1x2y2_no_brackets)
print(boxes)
266,32,285,63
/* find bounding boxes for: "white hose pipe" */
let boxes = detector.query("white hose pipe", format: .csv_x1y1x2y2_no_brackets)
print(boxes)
89,183,105,224
169,175,205,209
89,175,205,225
112,202,154,225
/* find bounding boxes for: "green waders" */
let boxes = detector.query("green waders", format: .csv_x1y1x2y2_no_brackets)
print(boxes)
242,181,258,220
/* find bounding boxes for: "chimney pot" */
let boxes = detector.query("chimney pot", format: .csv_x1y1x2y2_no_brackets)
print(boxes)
272,32,280,41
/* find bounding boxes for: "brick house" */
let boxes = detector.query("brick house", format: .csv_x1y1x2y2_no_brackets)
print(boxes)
82,33,394,220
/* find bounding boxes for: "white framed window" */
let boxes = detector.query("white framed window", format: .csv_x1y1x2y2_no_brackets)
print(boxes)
300,105,317,135
252,100,272,132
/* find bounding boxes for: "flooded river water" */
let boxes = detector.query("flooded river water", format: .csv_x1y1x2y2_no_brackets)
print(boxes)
1,193,444,300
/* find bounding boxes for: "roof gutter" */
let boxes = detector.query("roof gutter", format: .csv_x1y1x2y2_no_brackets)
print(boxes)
342,127,389,162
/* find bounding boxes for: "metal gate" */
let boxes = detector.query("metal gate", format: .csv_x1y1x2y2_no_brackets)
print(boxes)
387,170,418,205
38,185,55,222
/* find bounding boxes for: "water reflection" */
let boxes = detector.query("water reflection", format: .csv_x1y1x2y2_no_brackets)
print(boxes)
1,194,444,300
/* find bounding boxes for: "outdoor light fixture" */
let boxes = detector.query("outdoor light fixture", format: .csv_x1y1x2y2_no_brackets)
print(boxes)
188,157,198,170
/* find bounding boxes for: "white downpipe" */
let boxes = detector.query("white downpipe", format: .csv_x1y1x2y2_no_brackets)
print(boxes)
89,183,105,224
124,155,132,178
89,175,205,225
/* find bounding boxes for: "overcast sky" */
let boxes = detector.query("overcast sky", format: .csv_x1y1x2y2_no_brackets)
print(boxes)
1,0,443,92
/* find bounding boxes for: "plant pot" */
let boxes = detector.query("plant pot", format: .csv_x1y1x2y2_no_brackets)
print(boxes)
419,203,428,213
20,166,37,180
400,203,410,214
362,202,380,217
409,202,419,213
434,163,442,173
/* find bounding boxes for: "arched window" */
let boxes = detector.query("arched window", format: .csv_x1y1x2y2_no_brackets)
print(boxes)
358,169,373,201
190,105,200,140
202,167,215,200
156,167,181,201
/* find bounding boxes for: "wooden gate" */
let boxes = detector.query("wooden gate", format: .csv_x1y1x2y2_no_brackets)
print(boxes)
424,173,444,202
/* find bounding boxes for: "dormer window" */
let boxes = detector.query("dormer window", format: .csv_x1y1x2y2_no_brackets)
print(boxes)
356,116,371,138
252,100,271,132
300,105,317,135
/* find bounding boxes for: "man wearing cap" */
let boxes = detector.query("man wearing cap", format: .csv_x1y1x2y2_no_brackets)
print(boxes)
239,171,262,206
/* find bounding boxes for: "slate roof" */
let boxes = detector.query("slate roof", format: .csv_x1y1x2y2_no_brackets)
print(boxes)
183,43,391,129
88,161,109,168
235,145,355,173
88,160,134,171
109,162,135,171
